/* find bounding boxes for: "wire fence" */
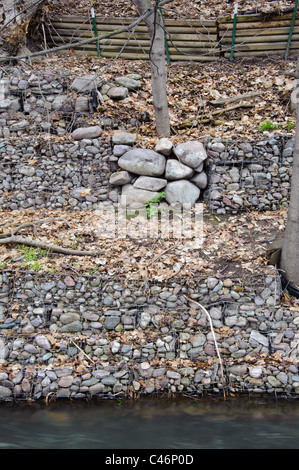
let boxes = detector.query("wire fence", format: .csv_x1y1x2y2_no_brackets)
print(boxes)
44,8,299,62
0,269,289,368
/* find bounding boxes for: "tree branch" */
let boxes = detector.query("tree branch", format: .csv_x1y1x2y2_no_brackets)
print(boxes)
0,235,101,256
0,217,101,256
0,0,174,62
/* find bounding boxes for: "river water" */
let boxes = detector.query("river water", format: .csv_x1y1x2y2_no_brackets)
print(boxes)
0,397,299,450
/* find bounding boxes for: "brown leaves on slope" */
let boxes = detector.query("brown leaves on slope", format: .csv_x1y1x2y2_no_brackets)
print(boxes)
0,208,287,281
48,0,296,20
29,51,297,146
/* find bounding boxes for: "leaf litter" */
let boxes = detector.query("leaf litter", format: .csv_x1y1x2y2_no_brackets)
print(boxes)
2,0,297,284
0,207,288,282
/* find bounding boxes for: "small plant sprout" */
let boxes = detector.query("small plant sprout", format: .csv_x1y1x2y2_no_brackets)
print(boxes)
260,120,277,132
145,191,166,218
18,245,47,271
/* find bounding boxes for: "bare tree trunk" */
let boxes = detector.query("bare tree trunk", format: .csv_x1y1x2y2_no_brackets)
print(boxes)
0,0,47,57
133,0,171,137
280,55,299,286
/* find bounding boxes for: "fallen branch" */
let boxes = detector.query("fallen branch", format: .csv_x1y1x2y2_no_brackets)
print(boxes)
0,217,99,256
0,235,101,256
183,295,227,400
0,216,71,239
209,91,261,106
212,102,253,117
176,102,253,128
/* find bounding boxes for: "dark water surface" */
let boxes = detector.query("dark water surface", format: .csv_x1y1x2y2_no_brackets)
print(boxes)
0,397,299,449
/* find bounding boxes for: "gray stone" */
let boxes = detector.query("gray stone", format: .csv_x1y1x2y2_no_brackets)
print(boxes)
249,366,263,378
89,383,105,395
232,194,243,206
165,159,194,180
140,312,151,329
0,99,12,111
10,120,29,131
70,187,90,200
75,96,90,113
35,335,51,350
190,171,208,189
191,333,206,347
104,316,120,330
41,281,56,291
115,76,141,90
211,142,225,153
126,73,142,80
133,176,167,191
93,370,110,379
240,143,253,153
19,166,35,177
0,386,12,399
118,149,166,176
165,180,200,205
101,376,117,386
112,132,137,146
229,365,248,377
267,376,281,387
60,312,81,324
174,141,207,168
250,330,269,347
72,126,102,140
166,371,181,380
24,344,38,354
277,372,288,384
113,145,131,157
70,76,103,93
59,321,82,333
107,86,128,100
52,95,71,111
57,375,73,388
155,138,173,156
110,171,132,186
121,184,159,206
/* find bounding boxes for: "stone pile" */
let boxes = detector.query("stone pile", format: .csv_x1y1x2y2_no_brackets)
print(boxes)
0,65,295,213
109,132,208,206
0,360,298,401
0,128,295,213
0,271,299,400
0,135,118,210
0,70,143,137
205,137,293,213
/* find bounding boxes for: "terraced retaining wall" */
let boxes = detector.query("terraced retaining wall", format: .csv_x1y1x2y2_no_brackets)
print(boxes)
0,131,294,213
0,271,298,401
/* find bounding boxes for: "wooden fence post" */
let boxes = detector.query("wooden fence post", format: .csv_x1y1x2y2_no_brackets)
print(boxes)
91,7,101,58
159,0,171,63
230,2,238,61
285,0,299,59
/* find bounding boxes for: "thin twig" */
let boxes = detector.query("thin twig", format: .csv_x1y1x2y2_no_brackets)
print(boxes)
183,295,227,400
71,341,96,364
142,241,180,269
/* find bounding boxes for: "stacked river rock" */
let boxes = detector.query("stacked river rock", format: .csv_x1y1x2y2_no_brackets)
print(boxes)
1,271,299,400
109,132,208,206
